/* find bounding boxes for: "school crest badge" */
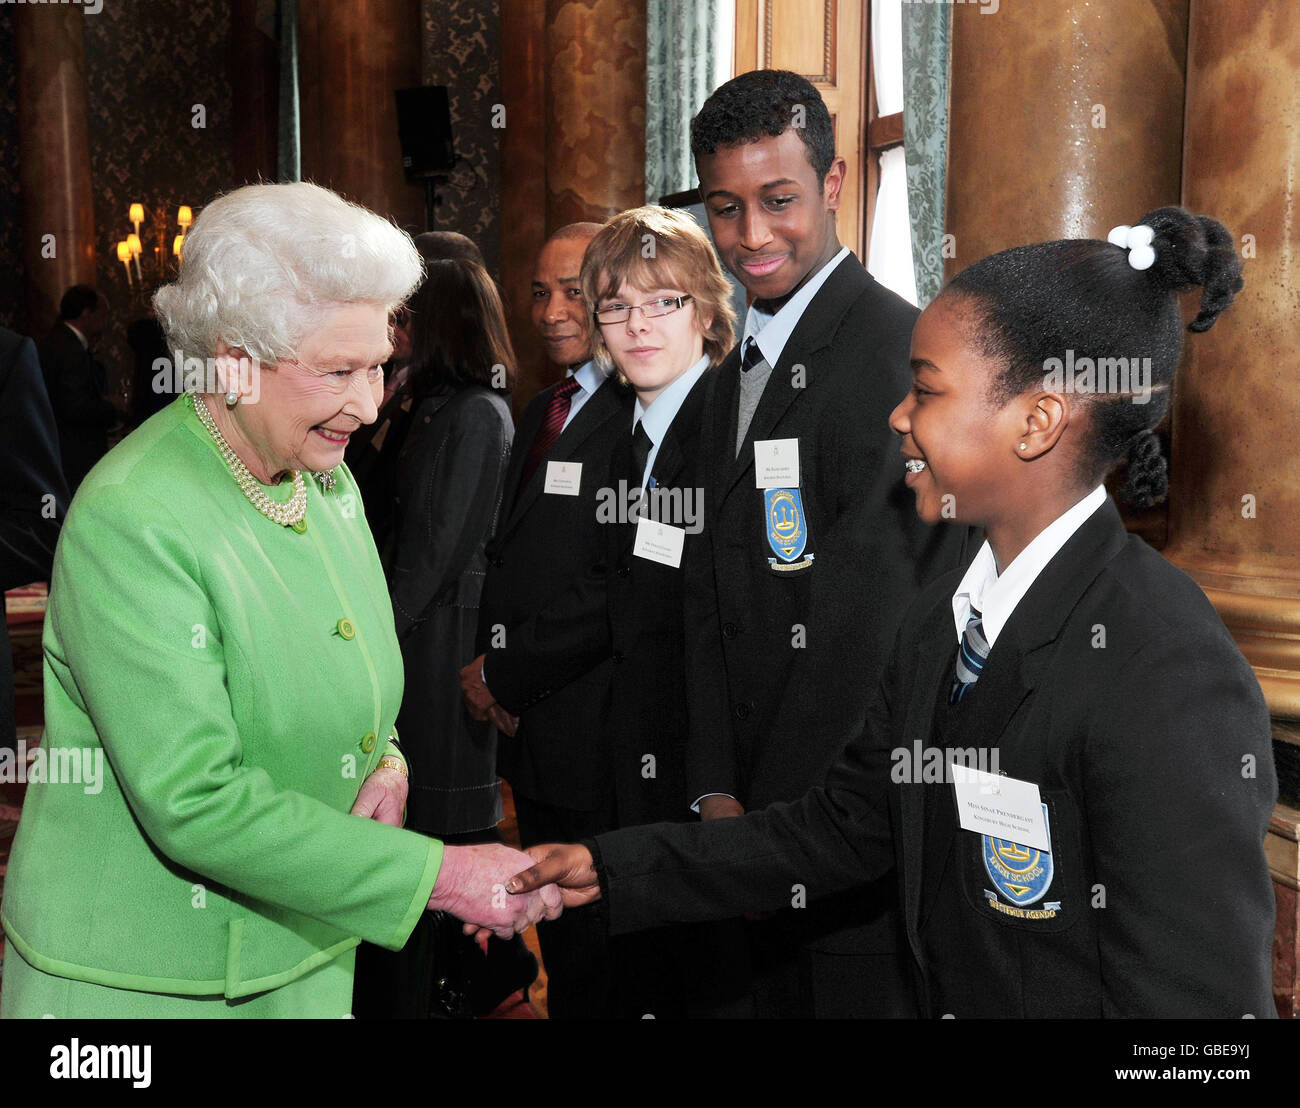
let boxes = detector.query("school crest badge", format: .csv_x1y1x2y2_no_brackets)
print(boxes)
981,804,1058,919
765,488,814,572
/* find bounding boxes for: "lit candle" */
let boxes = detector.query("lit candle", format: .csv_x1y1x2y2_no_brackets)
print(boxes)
127,233,142,280
117,240,133,286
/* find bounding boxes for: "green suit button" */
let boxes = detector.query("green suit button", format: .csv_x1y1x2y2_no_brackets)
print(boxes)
337,618,355,640
360,731,376,753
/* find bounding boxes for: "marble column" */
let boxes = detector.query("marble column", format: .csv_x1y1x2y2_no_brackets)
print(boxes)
1171,0,1300,1018
296,0,423,230
945,0,1188,265
499,0,549,415
15,4,97,337
944,0,1189,544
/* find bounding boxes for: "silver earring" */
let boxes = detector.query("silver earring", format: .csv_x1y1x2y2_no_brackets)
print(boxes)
225,389,239,408
1019,442,1028,451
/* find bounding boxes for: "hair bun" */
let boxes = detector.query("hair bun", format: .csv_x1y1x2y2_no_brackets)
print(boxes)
1134,206,1244,332
1119,428,1168,507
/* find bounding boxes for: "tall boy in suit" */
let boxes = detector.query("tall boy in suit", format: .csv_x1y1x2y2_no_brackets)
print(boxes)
682,69,966,1017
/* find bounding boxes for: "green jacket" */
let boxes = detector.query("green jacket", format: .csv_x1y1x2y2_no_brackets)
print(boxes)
1,395,442,998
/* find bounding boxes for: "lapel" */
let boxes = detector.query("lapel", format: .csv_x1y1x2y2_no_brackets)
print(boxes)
615,370,710,561
497,375,627,541
719,255,870,505
906,498,1132,934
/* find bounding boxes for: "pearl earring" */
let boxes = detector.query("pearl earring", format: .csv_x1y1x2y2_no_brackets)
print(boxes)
225,389,239,408
1019,442,1028,451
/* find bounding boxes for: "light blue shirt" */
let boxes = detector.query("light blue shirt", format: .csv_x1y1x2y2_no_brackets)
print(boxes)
952,485,1108,648
631,355,709,491
561,359,610,431
742,245,852,367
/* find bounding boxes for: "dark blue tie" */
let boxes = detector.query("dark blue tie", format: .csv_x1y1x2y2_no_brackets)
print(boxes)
951,606,990,704
741,337,764,373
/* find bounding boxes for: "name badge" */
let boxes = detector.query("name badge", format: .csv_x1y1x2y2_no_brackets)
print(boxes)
633,517,685,568
754,438,800,489
544,460,582,496
950,762,1051,852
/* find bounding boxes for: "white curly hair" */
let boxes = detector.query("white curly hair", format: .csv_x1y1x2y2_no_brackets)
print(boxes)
153,181,423,364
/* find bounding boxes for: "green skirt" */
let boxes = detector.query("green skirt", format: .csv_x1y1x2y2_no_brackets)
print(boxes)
1,944,356,1018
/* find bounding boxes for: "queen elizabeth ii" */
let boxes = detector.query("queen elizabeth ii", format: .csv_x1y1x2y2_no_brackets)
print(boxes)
0,182,559,1017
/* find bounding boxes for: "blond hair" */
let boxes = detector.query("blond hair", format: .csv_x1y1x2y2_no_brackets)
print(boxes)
580,206,735,369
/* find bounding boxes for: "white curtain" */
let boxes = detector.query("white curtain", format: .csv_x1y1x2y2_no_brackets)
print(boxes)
866,0,919,306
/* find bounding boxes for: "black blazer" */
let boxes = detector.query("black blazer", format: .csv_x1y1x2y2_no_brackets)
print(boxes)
592,500,1279,1017
386,384,513,835
36,322,115,491
1,327,69,749
466,374,709,829
479,373,634,810
684,254,969,812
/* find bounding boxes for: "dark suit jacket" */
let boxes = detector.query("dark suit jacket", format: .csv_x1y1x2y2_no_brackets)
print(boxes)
36,321,115,491
0,327,70,749
685,253,968,964
386,384,513,835
479,373,634,810
480,374,712,827
592,500,1279,1017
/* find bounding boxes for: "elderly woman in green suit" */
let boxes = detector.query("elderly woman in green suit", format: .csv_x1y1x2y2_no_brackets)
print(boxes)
0,182,560,1018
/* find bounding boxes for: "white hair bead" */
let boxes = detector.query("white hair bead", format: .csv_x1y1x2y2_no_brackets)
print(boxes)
1107,223,1157,270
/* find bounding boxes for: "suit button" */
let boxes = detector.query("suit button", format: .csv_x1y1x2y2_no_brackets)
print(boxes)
360,731,376,753
490,556,504,569
617,566,630,577
723,622,738,639
612,651,625,664
734,702,752,721
336,618,355,640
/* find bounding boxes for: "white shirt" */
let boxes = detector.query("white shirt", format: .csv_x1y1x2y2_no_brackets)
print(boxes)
561,359,610,431
951,485,1108,648
742,245,852,366
631,355,709,490
64,321,89,349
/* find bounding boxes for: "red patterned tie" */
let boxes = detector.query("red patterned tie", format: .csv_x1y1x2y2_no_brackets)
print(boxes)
516,376,583,503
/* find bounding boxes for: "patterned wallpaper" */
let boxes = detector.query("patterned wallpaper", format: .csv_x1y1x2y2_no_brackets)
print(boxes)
420,0,502,277
1,1,502,367
83,0,237,392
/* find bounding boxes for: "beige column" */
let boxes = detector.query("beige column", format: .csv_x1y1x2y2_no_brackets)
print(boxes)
1171,0,1300,1018
15,4,97,336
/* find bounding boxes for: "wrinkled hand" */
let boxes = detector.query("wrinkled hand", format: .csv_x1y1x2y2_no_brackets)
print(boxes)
507,843,602,910
488,705,519,737
460,654,496,722
429,842,562,940
350,766,408,828
699,795,744,821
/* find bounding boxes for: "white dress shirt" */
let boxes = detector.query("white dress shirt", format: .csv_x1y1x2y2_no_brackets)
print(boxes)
951,485,1108,649
631,354,709,490
561,359,610,431
742,245,852,366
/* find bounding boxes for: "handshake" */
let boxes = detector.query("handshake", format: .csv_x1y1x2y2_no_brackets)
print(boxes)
427,842,603,939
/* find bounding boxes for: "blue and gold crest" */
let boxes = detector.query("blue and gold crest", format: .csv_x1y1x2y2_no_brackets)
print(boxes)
765,488,807,562
982,804,1055,910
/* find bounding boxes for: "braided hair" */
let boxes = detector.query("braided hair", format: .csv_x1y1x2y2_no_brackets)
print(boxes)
942,207,1243,506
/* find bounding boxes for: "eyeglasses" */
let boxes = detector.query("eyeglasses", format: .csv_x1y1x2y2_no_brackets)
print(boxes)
594,295,694,325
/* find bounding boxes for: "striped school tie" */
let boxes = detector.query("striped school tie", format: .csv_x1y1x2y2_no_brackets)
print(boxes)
951,606,990,703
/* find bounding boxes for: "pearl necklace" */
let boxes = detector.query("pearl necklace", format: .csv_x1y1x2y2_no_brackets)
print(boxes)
190,393,307,527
